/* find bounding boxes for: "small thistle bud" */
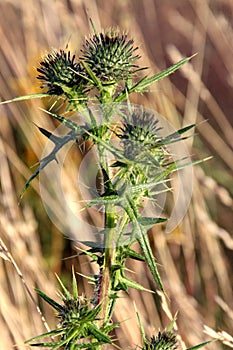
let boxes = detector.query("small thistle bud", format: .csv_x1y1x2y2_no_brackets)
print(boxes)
144,330,178,350
58,297,87,327
113,107,171,193
119,108,161,144
37,49,86,100
81,29,141,85
117,108,162,161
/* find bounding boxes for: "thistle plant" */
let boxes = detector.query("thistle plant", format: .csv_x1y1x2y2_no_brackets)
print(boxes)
1,26,211,349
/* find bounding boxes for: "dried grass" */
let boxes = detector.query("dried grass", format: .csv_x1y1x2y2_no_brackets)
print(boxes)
0,1,232,349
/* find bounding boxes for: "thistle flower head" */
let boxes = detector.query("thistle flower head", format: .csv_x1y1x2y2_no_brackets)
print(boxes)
81,28,141,84
119,109,161,145
117,108,162,160
37,49,85,97
144,330,178,350
113,108,171,194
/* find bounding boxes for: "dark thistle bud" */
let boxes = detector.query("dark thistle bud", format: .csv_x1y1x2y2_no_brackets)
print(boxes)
81,28,141,85
58,296,88,327
144,330,179,350
37,49,86,99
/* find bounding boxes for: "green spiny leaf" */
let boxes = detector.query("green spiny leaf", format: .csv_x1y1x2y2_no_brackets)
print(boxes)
137,217,167,229
186,341,212,349
136,308,147,344
123,193,164,291
133,55,195,91
125,247,145,261
34,124,61,143
55,274,71,299
0,93,50,105
154,124,195,147
76,272,96,283
173,123,196,136
39,108,82,133
115,56,195,102
174,157,213,172
102,321,120,333
117,275,153,292
51,327,80,349
88,324,112,344
29,341,62,347
136,231,164,292
72,267,78,299
19,131,74,200
26,327,64,344
35,288,63,312
81,303,102,322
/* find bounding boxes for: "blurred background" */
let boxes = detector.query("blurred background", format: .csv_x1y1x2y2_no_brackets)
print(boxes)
0,0,232,349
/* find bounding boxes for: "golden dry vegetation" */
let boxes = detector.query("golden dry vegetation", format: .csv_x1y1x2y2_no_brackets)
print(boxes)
0,1,232,349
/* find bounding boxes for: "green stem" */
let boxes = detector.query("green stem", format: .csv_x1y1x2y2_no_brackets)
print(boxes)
98,204,117,326
96,139,118,327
